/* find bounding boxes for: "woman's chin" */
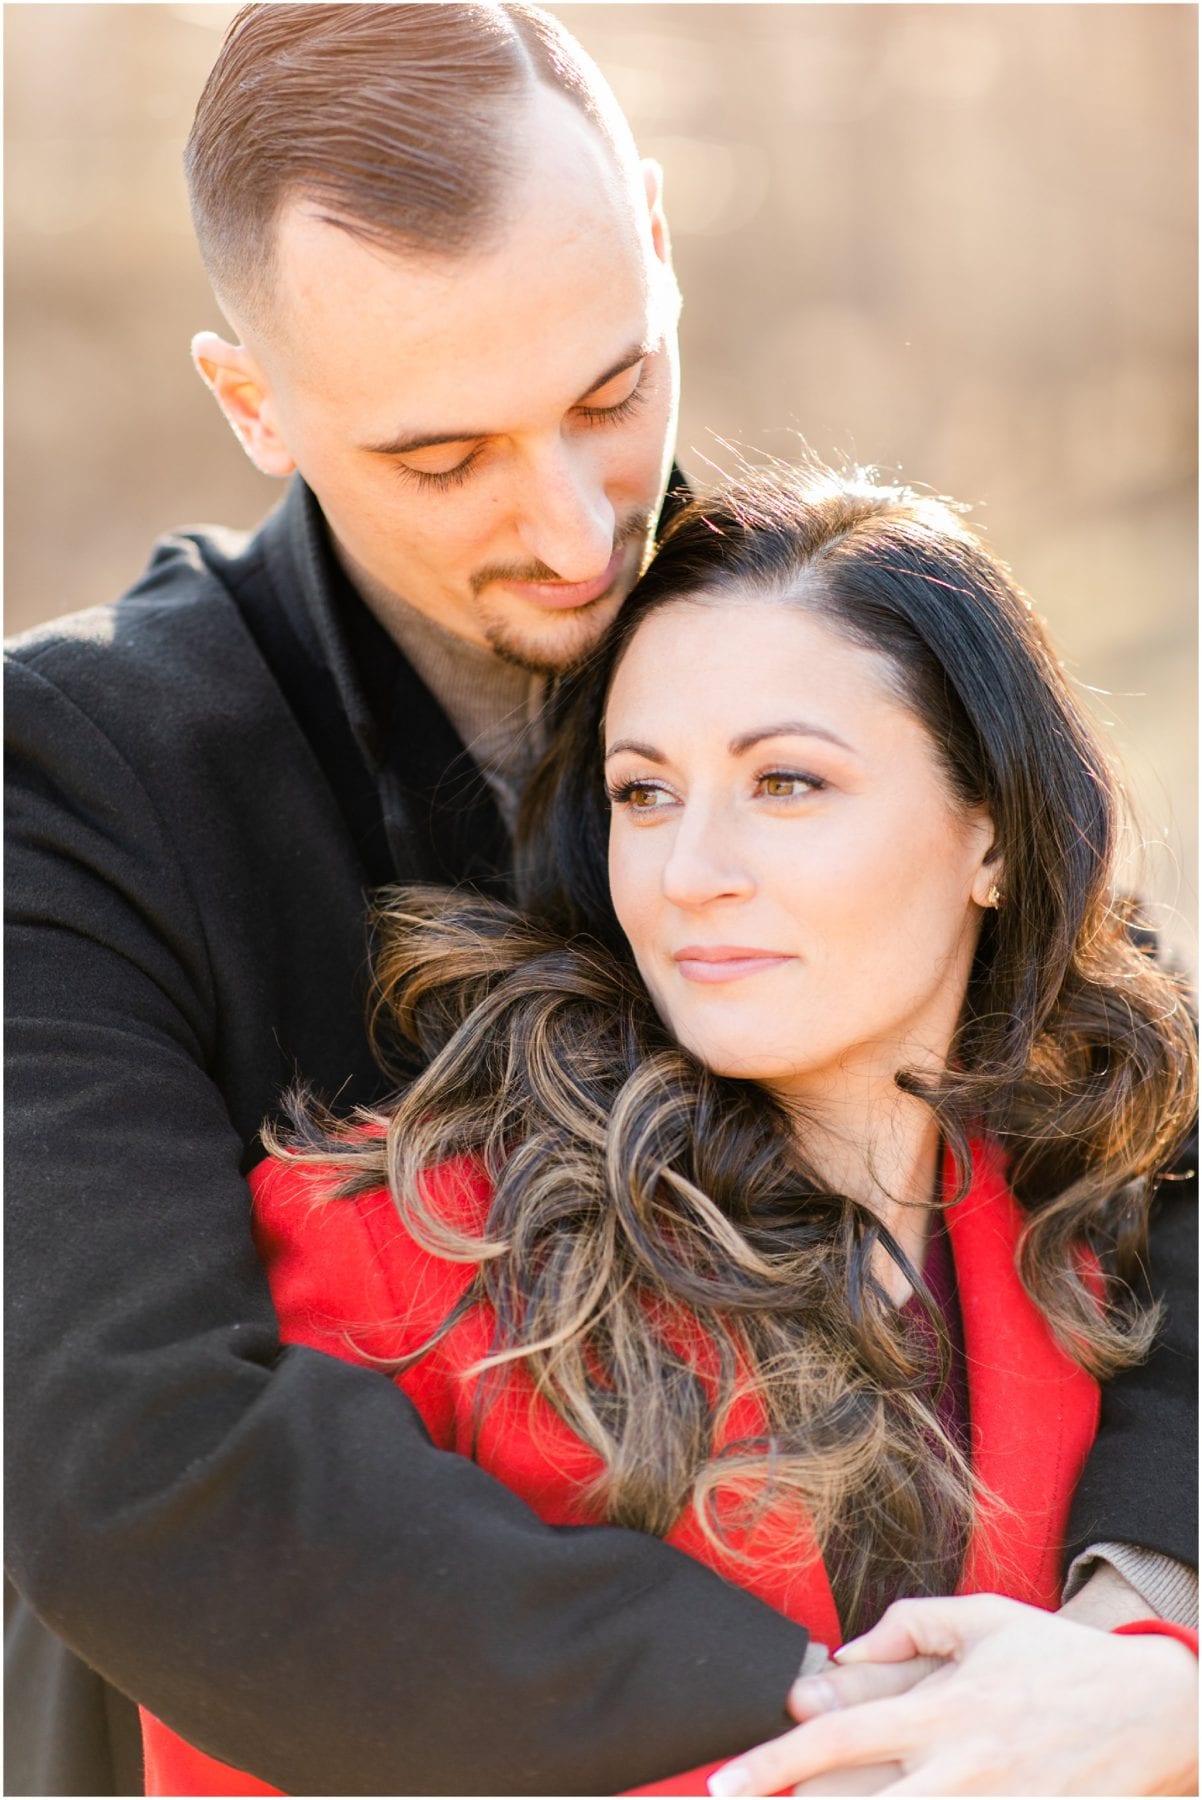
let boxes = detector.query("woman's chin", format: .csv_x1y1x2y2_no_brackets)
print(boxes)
677,1029,816,1088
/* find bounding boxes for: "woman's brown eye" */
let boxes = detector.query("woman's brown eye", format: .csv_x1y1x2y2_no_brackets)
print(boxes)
759,773,821,799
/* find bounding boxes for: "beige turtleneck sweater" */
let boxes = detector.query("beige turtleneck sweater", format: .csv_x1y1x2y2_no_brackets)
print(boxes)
336,545,550,833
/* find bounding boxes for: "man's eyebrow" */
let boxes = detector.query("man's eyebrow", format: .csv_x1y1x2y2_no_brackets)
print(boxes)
581,341,654,400
605,722,856,761
362,341,655,459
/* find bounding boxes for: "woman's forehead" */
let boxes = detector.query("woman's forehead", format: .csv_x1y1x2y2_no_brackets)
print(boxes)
608,597,900,711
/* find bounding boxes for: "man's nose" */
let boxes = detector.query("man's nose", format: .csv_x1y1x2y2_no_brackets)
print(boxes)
514,442,616,583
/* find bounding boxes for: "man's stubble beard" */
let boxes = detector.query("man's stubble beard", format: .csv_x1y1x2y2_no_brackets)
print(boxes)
471,509,657,677
478,590,623,676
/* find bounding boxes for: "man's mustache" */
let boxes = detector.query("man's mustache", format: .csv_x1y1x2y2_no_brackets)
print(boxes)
470,511,655,598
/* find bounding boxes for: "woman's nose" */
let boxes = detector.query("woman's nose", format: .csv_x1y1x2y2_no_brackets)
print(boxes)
658,813,756,910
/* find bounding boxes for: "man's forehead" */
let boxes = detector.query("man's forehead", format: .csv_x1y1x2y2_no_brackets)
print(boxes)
267,178,663,429
361,337,661,458
264,80,652,346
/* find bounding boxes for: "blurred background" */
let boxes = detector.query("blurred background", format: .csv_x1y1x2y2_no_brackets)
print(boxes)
5,3,1197,967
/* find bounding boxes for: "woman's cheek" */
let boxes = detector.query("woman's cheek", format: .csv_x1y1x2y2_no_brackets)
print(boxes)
613,844,677,1024
608,829,652,957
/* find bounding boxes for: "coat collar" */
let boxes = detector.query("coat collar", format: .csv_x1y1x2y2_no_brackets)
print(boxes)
257,467,694,775
256,475,400,773
948,1140,1101,1607
675,1141,1102,1647
249,469,695,895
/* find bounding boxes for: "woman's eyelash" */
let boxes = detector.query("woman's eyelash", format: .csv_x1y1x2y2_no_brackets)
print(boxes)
395,373,650,493
606,777,673,808
756,770,826,797
606,771,827,809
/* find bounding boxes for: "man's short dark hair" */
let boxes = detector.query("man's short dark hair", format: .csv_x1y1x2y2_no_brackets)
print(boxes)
185,2,629,330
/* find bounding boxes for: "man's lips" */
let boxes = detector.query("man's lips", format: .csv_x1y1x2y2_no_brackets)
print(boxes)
672,946,796,985
493,546,627,611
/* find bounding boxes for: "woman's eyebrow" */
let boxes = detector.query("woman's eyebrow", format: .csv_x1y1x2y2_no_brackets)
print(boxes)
605,723,855,763
605,738,663,763
729,721,856,755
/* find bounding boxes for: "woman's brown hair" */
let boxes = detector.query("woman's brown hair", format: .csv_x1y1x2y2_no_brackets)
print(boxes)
274,469,1196,1635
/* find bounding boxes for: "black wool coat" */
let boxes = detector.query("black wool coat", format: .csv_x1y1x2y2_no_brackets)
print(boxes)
5,478,1197,1797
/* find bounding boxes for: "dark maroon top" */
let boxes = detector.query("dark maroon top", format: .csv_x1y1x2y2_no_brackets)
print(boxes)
905,1210,971,1456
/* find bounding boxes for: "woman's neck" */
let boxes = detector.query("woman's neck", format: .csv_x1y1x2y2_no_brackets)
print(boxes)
787,1080,943,1302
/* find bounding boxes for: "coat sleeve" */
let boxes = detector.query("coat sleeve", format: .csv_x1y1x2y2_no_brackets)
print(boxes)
1064,1138,1199,1572
4,653,809,1797
245,1162,795,1800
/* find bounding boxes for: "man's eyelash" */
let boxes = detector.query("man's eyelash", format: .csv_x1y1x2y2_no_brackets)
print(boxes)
393,447,484,492
577,375,650,427
394,372,650,493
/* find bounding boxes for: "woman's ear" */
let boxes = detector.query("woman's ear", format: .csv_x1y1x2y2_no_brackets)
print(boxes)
970,833,1005,911
191,331,296,478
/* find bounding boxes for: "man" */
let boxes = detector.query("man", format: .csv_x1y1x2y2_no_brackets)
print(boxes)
6,6,1196,1796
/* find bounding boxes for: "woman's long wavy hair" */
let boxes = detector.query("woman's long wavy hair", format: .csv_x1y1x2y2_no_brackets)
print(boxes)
275,468,1196,1635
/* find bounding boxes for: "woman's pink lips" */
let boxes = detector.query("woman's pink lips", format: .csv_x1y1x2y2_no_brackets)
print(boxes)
673,947,796,985
496,546,626,611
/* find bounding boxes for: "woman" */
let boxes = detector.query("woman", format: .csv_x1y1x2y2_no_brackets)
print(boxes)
141,468,1197,1796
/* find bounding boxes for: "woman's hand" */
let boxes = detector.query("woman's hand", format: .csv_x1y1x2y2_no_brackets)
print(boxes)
705,1593,1198,1796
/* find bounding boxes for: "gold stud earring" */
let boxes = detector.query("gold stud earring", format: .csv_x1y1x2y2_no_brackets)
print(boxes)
986,882,1004,910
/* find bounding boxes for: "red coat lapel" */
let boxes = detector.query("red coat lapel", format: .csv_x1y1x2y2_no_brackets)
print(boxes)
950,1141,1101,1606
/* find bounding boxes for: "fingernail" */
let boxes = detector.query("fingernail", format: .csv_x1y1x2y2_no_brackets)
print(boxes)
788,1674,841,1714
707,1762,752,1796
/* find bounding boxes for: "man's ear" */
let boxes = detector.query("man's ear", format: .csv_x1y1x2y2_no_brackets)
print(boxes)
191,331,296,478
641,158,672,268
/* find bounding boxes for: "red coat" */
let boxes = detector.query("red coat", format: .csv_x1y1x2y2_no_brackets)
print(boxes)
141,1140,1099,1796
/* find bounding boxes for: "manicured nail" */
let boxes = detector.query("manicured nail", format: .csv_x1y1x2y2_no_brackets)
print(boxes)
707,1761,752,1796
789,1674,841,1714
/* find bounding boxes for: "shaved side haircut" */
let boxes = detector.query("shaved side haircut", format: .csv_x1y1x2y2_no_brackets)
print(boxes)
185,2,639,331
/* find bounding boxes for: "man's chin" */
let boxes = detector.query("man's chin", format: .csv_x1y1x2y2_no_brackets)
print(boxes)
481,591,625,676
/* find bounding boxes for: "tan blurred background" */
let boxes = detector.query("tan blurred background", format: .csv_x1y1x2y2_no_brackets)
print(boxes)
5,3,1196,966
